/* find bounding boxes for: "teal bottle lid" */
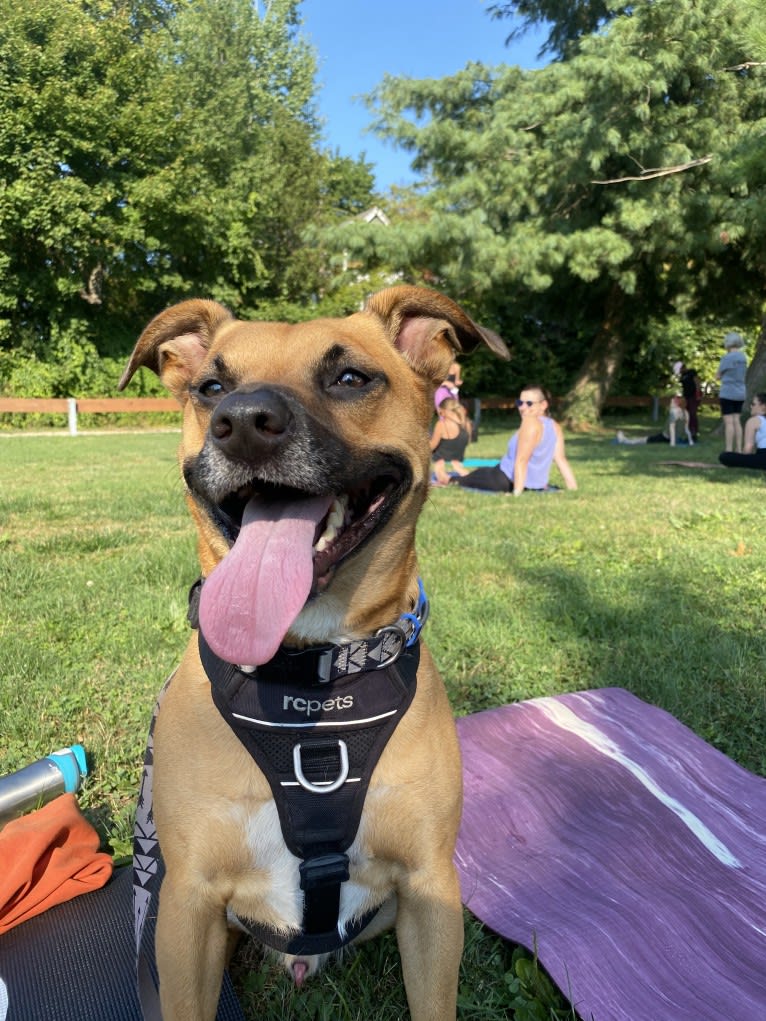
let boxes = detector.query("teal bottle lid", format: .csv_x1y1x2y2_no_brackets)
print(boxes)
46,745,88,793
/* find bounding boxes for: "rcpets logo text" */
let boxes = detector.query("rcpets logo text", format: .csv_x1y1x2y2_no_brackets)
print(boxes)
283,695,354,716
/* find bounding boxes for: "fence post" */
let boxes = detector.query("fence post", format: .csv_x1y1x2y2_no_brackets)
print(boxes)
67,399,78,436
652,396,659,422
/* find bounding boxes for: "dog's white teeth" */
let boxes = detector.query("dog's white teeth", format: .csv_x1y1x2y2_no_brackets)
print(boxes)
328,496,346,528
314,496,347,553
314,535,329,553
315,529,334,554
238,664,257,673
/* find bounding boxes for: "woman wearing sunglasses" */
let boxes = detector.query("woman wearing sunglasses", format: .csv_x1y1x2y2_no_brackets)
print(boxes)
451,385,577,495
718,393,766,471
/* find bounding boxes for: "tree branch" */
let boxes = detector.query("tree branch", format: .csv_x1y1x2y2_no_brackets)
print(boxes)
723,61,766,71
79,264,104,305
592,156,712,185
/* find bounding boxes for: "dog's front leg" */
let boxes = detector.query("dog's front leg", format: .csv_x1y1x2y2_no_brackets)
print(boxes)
156,875,229,1021
396,866,464,1021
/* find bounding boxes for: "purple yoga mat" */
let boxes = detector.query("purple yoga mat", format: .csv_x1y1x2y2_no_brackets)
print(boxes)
455,687,766,1021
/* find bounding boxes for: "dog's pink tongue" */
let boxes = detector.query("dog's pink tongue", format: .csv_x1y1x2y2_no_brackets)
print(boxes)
199,494,333,666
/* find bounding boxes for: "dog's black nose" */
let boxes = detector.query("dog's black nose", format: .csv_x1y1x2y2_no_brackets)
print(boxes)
210,389,293,462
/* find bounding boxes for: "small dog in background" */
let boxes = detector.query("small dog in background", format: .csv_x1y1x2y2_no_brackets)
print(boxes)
121,286,508,1021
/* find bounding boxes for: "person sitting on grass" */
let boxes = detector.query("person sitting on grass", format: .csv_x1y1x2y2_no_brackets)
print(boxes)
450,384,577,495
430,396,472,485
718,393,766,472
615,396,694,447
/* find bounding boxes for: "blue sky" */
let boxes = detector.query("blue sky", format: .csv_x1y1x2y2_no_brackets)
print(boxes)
299,0,546,192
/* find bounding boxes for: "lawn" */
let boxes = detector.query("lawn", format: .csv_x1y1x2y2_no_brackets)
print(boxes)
1,411,764,1019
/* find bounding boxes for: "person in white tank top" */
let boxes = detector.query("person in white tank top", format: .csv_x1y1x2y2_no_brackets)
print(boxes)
719,393,766,471
615,396,693,446
451,384,578,494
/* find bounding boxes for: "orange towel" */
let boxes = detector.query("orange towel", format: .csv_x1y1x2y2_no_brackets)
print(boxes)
0,792,113,934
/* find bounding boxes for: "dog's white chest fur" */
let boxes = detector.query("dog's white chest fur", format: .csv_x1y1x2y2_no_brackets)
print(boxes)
227,800,381,939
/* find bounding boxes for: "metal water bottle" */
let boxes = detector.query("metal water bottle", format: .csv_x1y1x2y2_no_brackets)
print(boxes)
0,745,88,824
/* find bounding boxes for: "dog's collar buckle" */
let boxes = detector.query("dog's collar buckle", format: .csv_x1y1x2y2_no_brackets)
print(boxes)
371,624,407,671
316,577,428,682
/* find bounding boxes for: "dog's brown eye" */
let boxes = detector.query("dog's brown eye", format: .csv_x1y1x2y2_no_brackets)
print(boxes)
336,369,369,388
199,379,224,398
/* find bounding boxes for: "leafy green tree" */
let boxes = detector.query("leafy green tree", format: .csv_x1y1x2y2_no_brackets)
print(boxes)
0,1,160,362
722,0,766,397
131,0,321,308
355,0,766,423
0,0,376,395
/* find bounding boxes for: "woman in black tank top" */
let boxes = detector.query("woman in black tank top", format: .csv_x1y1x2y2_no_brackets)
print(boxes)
430,397,472,485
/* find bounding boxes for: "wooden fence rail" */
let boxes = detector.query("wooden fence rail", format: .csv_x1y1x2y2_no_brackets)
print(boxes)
479,395,720,411
477,394,720,423
0,393,719,435
0,397,179,435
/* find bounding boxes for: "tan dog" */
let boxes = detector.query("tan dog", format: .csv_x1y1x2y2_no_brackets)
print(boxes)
120,286,508,1021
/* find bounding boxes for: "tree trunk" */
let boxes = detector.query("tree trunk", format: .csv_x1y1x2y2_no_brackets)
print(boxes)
745,305,766,402
561,286,626,430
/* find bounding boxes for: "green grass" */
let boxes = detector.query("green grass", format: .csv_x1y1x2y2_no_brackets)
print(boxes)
1,412,764,1018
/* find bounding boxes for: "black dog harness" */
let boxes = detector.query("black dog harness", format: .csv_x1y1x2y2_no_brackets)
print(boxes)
191,579,428,956
133,583,428,1019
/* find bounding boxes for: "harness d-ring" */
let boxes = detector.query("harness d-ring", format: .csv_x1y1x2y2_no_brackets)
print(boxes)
293,741,349,794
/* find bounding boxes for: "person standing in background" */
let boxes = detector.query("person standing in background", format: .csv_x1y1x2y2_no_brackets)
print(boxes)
674,360,702,442
434,361,463,411
716,332,748,453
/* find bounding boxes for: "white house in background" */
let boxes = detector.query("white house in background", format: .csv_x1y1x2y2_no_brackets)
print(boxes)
357,206,391,227
341,206,392,273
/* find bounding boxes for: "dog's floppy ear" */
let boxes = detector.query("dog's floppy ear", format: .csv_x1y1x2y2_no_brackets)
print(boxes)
364,285,509,383
118,299,233,400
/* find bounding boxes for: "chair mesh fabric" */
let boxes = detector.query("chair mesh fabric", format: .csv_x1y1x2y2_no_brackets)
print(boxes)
0,866,245,1021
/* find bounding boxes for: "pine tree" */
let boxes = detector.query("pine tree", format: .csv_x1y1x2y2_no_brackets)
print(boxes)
357,0,766,421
